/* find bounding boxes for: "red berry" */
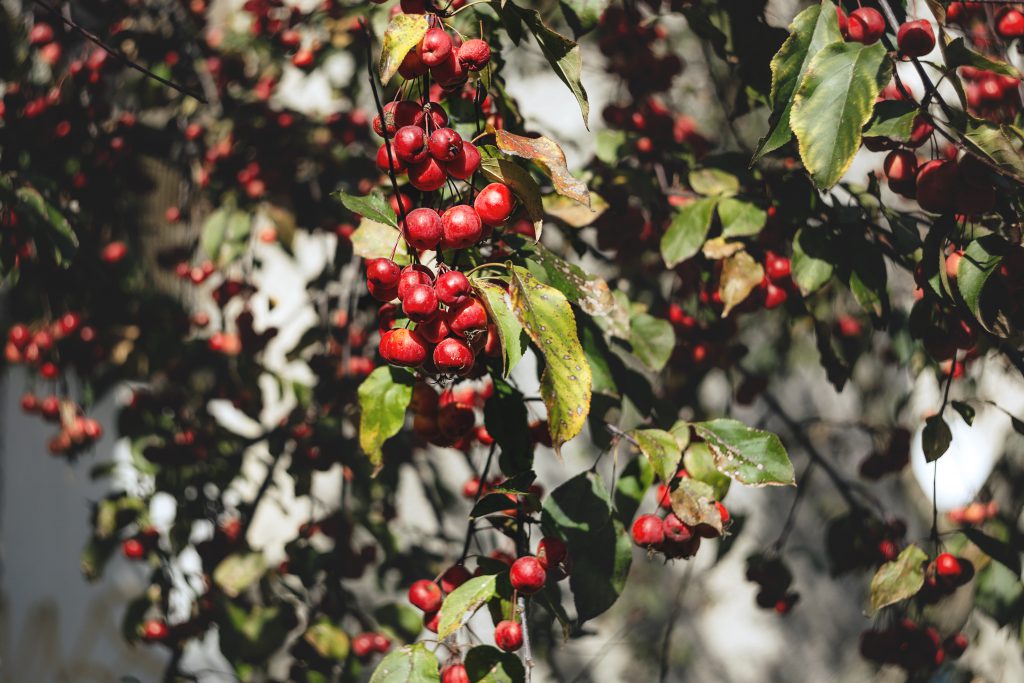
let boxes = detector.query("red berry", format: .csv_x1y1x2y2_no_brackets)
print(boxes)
399,49,428,80
997,9,1024,39
432,50,467,88
632,513,665,547
763,282,788,309
441,205,483,249
458,39,491,71
352,632,375,659
447,297,488,337
440,564,473,593
372,633,391,653
376,144,406,174
423,610,440,633
141,619,169,642
445,141,481,180
408,579,443,612
847,8,885,45
474,183,515,227
398,265,434,299
435,270,472,306
366,258,401,289
404,208,444,251
916,159,959,214
510,556,547,595
418,28,453,68
393,125,430,164
380,328,429,367
884,149,918,183
374,101,421,137
402,283,439,322
494,620,523,652
935,552,961,578
29,23,55,45
898,20,935,58
662,513,693,543
414,102,449,130
416,315,451,344
433,337,475,374
429,128,463,162
408,157,448,192
536,537,568,570
441,663,470,683
765,253,791,281
122,537,146,559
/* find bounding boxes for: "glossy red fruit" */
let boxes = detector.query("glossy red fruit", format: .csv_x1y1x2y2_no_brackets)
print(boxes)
372,632,391,653
376,144,406,174
662,514,693,543
352,632,375,659
29,23,55,45
402,284,439,322
429,128,463,162
632,513,665,547
122,538,146,559
400,0,427,13
435,270,472,306
380,328,429,367
423,610,440,633
510,556,547,595
393,125,430,164
440,564,473,593
916,159,959,213
368,280,399,302
141,619,169,641
433,337,475,374
366,258,401,289
408,579,443,612
945,632,968,659
408,157,448,192
441,664,470,683
474,183,515,227
445,141,481,180
447,297,488,337
537,537,568,570
404,208,444,251
458,39,491,71
494,620,523,652
898,20,935,57
997,9,1024,39
763,282,788,309
907,116,934,148
847,8,885,44
884,149,918,183
765,253,791,281
416,315,450,344
418,28,453,68
432,51,466,87
441,205,483,249
374,100,421,137
836,7,849,38
935,552,961,578
398,265,434,299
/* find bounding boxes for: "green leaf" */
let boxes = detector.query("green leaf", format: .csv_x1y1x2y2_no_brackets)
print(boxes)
790,40,890,189
464,645,527,683
303,618,350,660
868,544,927,616
958,234,1006,332
558,0,608,37
951,400,975,426
475,281,527,377
660,197,719,268
358,366,414,471
792,227,835,295
683,442,731,501
213,552,266,598
863,99,920,143
485,378,533,476
14,186,78,267
541,471,631,623
628,313,675,371
495,130,590,208
351,219,410,264
923,414,952,463
718,198,767,238
479,157,544,240
613,456,654,526
509,266,592,454
946,37,1021,79
370,643,441,683
754,1,844,160
719,251,765,316
692,419,795,486
688,168,739,197
669,477,722,534
511,3,590,127
336,191,398,229
378,13,429,85
374,603,423,643
517,241,630,339
628,428,683,483
846,236,889,324
437,575,498,639
964,118,1024,179
962,527,1022,576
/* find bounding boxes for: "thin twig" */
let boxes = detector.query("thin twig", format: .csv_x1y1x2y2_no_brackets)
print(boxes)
658,562,695,683
33,0,207,103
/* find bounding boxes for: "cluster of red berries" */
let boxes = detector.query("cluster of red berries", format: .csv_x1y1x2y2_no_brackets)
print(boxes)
121,528,160,561
826,514,906,574
858,427,911,480
962,66,1022,119
745,553,800,615
597,7,683,98
351,631,393,662
836,6,935,55
860,620,967,672
5,315,93,377
631,482,730,561
919,552,975,603
947,500,999,525
394,21,491,92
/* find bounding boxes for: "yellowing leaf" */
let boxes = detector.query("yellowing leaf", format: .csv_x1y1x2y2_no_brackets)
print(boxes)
378,14,429,85
868,544,927,616
719,251,765,316
496,129,590,207
357,367,413,472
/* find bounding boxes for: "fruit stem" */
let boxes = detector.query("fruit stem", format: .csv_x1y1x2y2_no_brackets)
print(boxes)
465,262,507,277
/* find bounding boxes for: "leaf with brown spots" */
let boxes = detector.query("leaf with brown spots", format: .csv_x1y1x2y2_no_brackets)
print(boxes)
669,477,722,534
509,266,592,455
496,130,591,207
378,13,429,86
